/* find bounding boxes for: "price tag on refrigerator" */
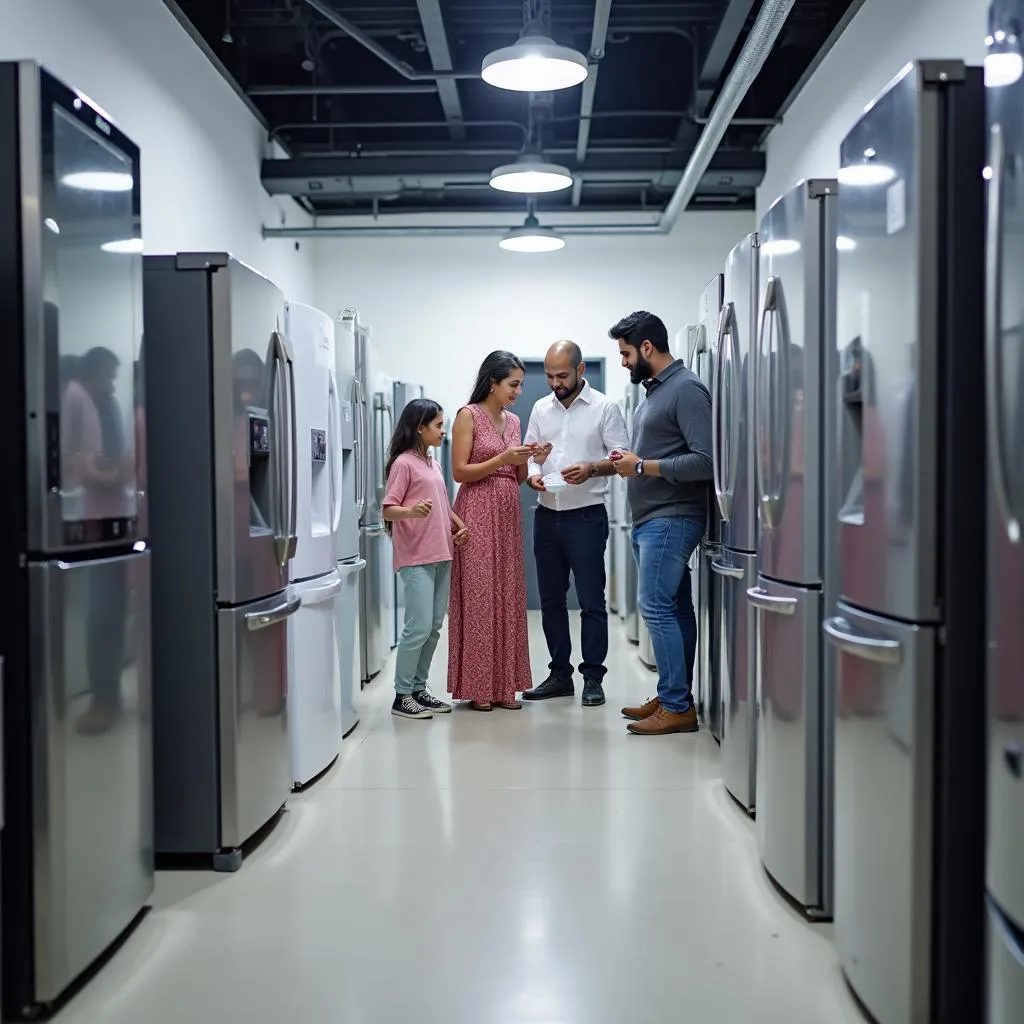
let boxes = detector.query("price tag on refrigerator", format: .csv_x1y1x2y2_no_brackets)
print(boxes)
886,178,906,235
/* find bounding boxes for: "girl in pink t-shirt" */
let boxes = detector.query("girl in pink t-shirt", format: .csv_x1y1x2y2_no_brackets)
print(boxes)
382,399,470,720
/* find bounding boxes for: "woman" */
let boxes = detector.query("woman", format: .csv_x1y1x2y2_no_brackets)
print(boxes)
448,351,534,711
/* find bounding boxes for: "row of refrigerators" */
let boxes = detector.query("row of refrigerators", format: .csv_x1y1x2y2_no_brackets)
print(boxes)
0,61,449,1020
646,42,1024,1024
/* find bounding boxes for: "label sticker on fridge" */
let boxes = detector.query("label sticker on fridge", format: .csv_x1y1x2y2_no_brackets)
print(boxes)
316,334,332,368
886,178,906,235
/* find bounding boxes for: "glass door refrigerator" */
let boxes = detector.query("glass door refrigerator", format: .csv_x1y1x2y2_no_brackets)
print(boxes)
0,62,153,1020
823,59,987,1024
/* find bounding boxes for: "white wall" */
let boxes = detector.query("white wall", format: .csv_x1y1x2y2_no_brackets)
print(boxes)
312,211,754,415
0,0,314,303
758,0,989,214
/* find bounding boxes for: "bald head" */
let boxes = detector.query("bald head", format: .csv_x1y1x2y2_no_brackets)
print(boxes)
544,339,584,405
547,339,583,368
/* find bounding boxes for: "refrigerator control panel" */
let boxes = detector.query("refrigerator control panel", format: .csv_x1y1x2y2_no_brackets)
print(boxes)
311,428,327,463
248,412,271,456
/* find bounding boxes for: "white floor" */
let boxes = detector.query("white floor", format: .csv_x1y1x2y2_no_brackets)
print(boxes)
55,613,868,1024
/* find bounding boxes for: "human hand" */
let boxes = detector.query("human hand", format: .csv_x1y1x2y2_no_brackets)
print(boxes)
610,449,640,477
527,474,546,492
452,526,470,547
532,442,553,465
561,462,593,485
409,499,433,518
501,445,534,467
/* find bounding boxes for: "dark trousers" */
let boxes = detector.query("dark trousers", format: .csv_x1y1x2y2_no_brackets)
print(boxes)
533,504,609,683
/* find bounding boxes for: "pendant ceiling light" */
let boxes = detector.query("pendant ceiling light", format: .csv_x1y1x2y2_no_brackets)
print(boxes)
490,154,573,194
837,147,896,187
482,34,588,92
985,26,1024,87
498,213,565,253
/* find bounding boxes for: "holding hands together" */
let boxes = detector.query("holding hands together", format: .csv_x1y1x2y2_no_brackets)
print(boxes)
609,449,641,477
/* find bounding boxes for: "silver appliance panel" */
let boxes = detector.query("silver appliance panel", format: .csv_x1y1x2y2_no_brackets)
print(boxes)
824,600,935,1024
215,589,295,849
697,542,723,739
359,525,389,681
28,553,153,1003
987,896,1024,1024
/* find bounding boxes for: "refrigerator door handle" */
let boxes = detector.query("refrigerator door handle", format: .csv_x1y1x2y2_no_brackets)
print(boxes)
285,347,299,560
725,305,743,505
822,615,902,666
756,281,774,514
268,334,288,565
328,371,344,535
365,524,386,539
746,587,797,615
246,594,302,630
712,306,728,520
299,576,342,606
338,556,367,577
986,124,1018,541
711,559,744,580
757,275,792,529
353,378,366,518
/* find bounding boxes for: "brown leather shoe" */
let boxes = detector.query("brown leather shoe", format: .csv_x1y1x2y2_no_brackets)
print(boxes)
627,705,699,735
621,696,660,721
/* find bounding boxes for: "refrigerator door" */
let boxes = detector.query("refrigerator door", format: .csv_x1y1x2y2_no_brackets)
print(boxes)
987,896,1024,1024
216,589,296,849
713,549,757,810
336,557,365,736
750,576,828,913
27,552,153,1004
824,600,935,1024
360,525,389,681
697,542,723,739
19,65,143,556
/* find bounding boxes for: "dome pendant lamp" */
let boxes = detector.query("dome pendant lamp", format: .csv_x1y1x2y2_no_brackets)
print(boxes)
498,213,565,253
481,30,588,93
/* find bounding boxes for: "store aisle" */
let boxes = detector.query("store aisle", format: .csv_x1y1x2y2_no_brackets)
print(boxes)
55,614,864,1024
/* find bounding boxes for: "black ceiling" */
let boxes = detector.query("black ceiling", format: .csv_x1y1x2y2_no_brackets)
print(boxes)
166,0,863,217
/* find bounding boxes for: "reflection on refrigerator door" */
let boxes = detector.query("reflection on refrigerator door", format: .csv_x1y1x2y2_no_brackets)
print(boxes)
823,60,987,1024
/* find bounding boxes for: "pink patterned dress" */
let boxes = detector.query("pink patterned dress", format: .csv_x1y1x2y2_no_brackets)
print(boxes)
447,404,531,703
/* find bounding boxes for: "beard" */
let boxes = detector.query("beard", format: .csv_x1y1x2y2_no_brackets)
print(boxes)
553,373,580,401
630,353,654,385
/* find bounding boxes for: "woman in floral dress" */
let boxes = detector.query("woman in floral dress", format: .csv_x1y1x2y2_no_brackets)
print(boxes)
448,351,534,710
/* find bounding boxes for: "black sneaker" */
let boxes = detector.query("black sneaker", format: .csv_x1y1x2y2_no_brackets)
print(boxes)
413,690,452,714
582,680,606,707
522,676,575,701
392,694,433,720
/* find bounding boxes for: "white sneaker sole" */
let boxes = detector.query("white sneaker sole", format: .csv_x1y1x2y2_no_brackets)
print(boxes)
392,707,433,720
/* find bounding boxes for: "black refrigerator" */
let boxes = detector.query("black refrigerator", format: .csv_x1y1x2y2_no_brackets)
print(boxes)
0,63,153,1020
823,60,987,1024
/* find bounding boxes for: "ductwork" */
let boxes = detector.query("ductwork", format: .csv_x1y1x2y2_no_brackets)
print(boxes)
267,0,797,239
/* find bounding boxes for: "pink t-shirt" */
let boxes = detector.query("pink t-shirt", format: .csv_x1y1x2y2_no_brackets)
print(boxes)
383,452,454,571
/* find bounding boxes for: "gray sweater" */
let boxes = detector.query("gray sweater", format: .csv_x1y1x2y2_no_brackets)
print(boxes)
627,359,714,526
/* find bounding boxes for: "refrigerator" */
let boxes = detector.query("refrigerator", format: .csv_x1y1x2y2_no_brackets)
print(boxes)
283,301,343,788
714,236,760,813
0,63,153,1020
437,415,455,503
695,276,724,741
748,179,838,920
822,60,987,1024
622,384,640,644
392,379,424,647
984,11,1024,1020
333,311,366,737
144,253,297,872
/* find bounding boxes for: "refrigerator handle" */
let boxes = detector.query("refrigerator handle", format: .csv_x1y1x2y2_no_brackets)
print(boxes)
986,124,1018,540
756,281,774,518
268,334,288,566
328,371,344,535
746,587,797,616
726,305,743,504
711,307,728,520
246,594,302,631
822,616,902,667
352,378,366,518
283,336,299,560
710,559,744,580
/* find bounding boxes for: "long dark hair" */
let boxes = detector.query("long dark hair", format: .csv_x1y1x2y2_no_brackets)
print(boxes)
384,397,444,534
468,350,525,405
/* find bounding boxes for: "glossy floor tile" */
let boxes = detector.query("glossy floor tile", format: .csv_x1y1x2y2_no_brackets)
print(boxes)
55,614,867,1023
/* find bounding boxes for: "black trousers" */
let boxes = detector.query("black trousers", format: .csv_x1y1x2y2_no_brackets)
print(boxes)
533,504,610,683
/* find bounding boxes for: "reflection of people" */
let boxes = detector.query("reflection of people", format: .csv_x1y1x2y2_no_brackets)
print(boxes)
232,349,268,533
609,311,712,737
447,351,533,711
382,399,469,720
521,341,628,708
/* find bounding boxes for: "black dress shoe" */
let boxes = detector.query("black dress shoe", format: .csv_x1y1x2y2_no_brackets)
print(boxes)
523,676,575,701
582,680,606,707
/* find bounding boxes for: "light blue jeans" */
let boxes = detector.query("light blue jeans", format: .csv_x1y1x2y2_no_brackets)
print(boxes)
395,561,452,695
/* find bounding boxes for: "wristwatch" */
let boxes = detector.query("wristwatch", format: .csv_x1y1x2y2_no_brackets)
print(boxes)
636,459,645,476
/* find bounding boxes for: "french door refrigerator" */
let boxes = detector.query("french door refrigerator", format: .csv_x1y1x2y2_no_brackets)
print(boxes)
748,179,838,920
696,277,724,741
283,301,343,787
334,311,366,736
714,236,760,812
144,253,297,873
0,62,154,1020
984,8,1024,1019
392,379,424,647
822,60,987,1024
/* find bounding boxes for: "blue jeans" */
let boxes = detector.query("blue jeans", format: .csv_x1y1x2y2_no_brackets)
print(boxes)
394,561,452,695
632,516,705,713
534,504,610,682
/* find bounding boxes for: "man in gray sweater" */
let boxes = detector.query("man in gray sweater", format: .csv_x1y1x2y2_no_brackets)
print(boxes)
608,310,713,736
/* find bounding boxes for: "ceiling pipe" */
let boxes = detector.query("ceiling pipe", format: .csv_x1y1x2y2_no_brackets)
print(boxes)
574,0,613,169
300,0,478,80
269,120,530,147
265,0,796,239
250,83,438,96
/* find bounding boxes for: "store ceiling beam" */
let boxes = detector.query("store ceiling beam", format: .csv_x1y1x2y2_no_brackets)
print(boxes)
414,0,465,140
575,0,613,164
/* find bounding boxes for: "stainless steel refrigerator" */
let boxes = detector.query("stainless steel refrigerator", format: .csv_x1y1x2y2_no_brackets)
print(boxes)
695,277,724,741
144,253,297,873
748,179,838,920
984,9,1024,1019
0,63,153,1019
392,379,424,647
822,59,987,1024
714,236,760,812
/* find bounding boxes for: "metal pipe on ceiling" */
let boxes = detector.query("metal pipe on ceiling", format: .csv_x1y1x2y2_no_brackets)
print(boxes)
574,0,613,172
269,120,530,147
250,83,438,95
267,0,797,238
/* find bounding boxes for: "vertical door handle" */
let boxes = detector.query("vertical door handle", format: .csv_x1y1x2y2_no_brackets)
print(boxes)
329,372,344,535
712,311,728,520
285,352,299,559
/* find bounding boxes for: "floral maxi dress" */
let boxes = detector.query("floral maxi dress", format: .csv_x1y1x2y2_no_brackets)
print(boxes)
447,404,532,703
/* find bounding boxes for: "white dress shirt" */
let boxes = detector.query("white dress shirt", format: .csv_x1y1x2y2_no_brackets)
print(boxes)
523,381,630,512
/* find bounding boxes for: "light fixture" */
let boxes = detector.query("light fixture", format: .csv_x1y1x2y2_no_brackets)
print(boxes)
760,238,800,257
490,154,572,194
985,27,1024,87
101,238,143,254
482,34,588,92
836,235,857,251
837,150,897,187
498,214,564,253
63,171,134,192
44,218,60,234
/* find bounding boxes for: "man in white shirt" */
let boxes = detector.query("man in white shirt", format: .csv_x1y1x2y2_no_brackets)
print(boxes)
522,340,630,707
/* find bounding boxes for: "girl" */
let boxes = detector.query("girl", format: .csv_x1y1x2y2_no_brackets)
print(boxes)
447,351,534,711
383,399,470,720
